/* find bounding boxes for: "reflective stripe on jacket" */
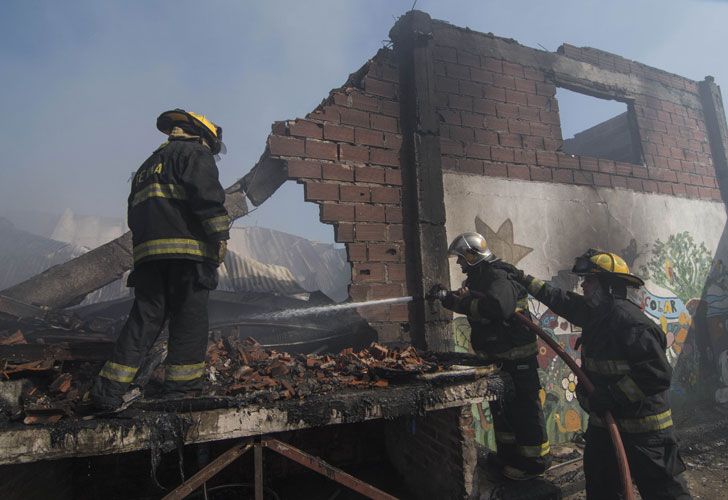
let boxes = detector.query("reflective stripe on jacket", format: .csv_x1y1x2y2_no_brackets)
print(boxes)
128,138,230,266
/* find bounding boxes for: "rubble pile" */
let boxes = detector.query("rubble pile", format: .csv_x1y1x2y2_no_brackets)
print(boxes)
1,327,443,424
202,337,436,400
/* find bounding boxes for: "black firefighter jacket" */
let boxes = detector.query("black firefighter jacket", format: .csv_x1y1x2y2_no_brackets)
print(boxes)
127,137,230,267
525,278,674,433
446,262,537,361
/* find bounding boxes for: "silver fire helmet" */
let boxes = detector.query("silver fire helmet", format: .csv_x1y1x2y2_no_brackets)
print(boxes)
447,232,496,267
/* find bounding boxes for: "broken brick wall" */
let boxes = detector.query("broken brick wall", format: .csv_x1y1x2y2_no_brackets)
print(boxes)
421,11,728,445
263,49,411,343
432,23,719,199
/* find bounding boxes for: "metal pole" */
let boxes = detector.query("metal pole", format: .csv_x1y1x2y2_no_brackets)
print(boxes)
254,442,264,500
162,442,252,500
263,439,398,500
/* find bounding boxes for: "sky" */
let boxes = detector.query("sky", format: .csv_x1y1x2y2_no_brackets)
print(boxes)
1,0,727,244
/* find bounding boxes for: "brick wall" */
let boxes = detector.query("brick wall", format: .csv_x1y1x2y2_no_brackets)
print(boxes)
431,24,721,202
263,49,410,342
385,406,477,499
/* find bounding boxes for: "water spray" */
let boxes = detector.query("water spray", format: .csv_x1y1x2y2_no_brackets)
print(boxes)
250,296,414,320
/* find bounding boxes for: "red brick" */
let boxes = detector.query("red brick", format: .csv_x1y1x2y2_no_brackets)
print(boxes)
340,185,371,202
536,82,556,96
389,303,410,322
355,223,386,241
271,121,287,135
461,111,486,128
514,78,537,94
470,67,492,84
483,161,508,178
491,146,515,162
523,67,544,81
530,166,552,182
611,176,628,189
483,86,506,102
340,108,369,127
385,169,402,186
355,128,385,147
553,168,573,183
466,143,491,160
369,243,401,262
631,166,649,179
323,123,354,142
522,135,544,150
355,204,386,222
347,243,367,261
527,94,549,107
595,159,614,173
304,182,339,201
353,93,384,113
493,73,516,89
502,61,525,77
356,166,386,184
287,159,321,179
485,116,509,132
306,139,337,160
321,203,355,222
448,94,473,110
642,179,658,193
473,98,497,115
371,186,401,204
339,144,369,162
335,223,354,243
369,283,405,299
685,185,700,198
499,133,522,148
370,148,400,167
573,171,594,185
446,124,475,142
353,263,385,283
508,164,530,180
387,224,404,241
513,149,536,165
440,138,464,156
456,158,483,174
540,110,560,125
671,183,687,197
506,89,528,106
536,150,559,167
496,102,519,118
530,121,552,138
446,62,470,80
557,153,579,169
382,133,402,150
593,173,611,187
615,163,633,176
658,181,673,195
289,120,322,139
460,80,483,98
269,135,304,156
440,109,462,125
508,119,531,135
457,50,480,67
387,263,406,281
475,130,499,146
483,57,502,73
436,76,459,94
348,283,369,301
364,77,396,98
322,163,354,181
649,168,678,183
385,206,403,223
433,45,457,63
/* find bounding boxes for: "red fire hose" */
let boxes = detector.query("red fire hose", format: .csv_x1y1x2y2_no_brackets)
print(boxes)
514,312,635,500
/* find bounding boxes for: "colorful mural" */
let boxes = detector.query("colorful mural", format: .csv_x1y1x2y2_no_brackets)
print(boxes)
454,227,728,448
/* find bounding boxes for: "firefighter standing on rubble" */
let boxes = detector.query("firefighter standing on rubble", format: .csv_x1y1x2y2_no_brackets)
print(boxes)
430,232,551,480
90,109,230,410
503,249,691,499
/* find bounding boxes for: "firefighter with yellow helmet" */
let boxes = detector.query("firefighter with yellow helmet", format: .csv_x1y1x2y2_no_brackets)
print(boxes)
504,249,691,498
90,109,230,410
431,232,551,480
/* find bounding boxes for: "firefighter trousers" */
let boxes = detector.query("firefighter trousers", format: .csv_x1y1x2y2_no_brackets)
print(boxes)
490,355,551,473
584,424,691,499
91,260,215,406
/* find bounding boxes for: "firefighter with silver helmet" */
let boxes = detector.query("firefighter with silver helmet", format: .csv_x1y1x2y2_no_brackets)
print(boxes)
430,232,551,480
503,249,691,499
90,109,230,410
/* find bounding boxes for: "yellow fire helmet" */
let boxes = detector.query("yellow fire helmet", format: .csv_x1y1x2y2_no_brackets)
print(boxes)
447,232,496,267
156,109,225,155
572,248,644,287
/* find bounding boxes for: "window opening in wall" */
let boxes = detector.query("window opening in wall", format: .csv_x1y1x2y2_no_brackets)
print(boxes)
556,87,642,164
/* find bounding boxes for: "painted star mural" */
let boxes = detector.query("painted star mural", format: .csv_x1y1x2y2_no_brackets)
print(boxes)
474,217,533,265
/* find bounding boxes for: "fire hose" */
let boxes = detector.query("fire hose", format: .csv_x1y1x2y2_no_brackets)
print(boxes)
426,288,634,498
512,312,634,499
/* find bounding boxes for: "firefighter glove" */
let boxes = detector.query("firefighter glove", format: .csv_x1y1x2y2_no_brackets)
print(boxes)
217,240,228,265
588,387,617,416
426,283,448,301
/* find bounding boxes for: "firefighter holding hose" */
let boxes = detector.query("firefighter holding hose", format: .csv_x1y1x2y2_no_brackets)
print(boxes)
430,232,551,481
502,249,691,499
